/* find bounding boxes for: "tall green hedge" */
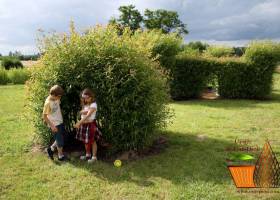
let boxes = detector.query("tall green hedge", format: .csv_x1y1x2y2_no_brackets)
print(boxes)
170,41,280,100
216,59,265,99
218,41,280,99
170,55,218,99
27,25,170,154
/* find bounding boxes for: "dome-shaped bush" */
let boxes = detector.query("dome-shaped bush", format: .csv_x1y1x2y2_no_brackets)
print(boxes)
27,25,170,154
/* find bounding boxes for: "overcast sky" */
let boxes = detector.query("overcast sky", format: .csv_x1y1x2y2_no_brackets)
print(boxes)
0,0,279,55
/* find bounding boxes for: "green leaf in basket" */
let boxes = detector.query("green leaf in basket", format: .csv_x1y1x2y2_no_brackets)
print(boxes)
229,153,254,161
239,154,254,161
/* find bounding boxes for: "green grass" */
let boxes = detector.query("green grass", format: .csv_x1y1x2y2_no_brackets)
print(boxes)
1,75,280,199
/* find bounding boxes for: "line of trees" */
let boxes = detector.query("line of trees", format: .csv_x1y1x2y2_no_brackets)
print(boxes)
0,51,40,61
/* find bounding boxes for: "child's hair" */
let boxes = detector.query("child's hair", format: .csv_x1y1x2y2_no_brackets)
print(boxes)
81,88,95,106
50,85,64,96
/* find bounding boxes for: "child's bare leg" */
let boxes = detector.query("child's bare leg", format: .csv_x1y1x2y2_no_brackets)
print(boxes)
85,144,91,156
92,141,97,158
87,141,97,163
51,141,57,151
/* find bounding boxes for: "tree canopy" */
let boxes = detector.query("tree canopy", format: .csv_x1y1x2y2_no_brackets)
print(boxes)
144,9,188,35
109,5,143,33
109,5,188,36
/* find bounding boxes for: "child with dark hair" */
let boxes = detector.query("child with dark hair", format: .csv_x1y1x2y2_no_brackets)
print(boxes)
75,88,98,163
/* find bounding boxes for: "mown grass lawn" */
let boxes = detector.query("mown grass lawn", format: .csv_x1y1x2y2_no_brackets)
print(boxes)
1,74,280,200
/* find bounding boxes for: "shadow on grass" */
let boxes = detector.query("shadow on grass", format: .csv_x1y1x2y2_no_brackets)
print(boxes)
67,131,236,187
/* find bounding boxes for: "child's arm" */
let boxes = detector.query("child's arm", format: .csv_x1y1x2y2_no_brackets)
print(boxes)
43,114,58,133
80,110,88,115
74,108,96,128
42,101,57,133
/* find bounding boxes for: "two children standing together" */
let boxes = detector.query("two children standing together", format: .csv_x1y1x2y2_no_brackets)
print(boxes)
43,85,98,163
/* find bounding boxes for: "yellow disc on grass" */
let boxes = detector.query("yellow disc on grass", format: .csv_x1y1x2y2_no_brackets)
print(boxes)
114,159,122,167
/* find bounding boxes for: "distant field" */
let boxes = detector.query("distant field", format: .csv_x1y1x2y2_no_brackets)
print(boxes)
0,60,38,68
21,60,38,67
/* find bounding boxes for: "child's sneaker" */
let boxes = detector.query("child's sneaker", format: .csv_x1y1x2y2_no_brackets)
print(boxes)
47,147,54,160
58,155,70,162
88,156,97,163
80,155,91,160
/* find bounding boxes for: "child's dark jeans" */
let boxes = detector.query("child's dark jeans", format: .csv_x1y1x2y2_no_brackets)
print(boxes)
54,123,65,148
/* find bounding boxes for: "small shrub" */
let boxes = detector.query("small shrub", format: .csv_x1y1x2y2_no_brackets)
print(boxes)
2,57,23,70
8,68,30,84
233,47,246,57
0,68,9,85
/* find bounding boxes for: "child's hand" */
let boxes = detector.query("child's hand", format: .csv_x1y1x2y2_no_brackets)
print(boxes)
51,125,58,133
74,122,81,129
80,110,88,115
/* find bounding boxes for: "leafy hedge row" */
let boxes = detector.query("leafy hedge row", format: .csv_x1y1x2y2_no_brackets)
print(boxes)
170,55,217,99
216,59,267,99
170,41,280,100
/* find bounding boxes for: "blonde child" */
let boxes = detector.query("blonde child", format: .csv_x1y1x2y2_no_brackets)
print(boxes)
74,88,98,163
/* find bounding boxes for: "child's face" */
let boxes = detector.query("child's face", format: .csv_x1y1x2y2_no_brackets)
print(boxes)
51,95,62,101
83,96,92,104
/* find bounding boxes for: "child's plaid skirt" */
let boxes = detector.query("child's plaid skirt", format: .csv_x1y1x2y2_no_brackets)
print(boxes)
76,120,97,144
